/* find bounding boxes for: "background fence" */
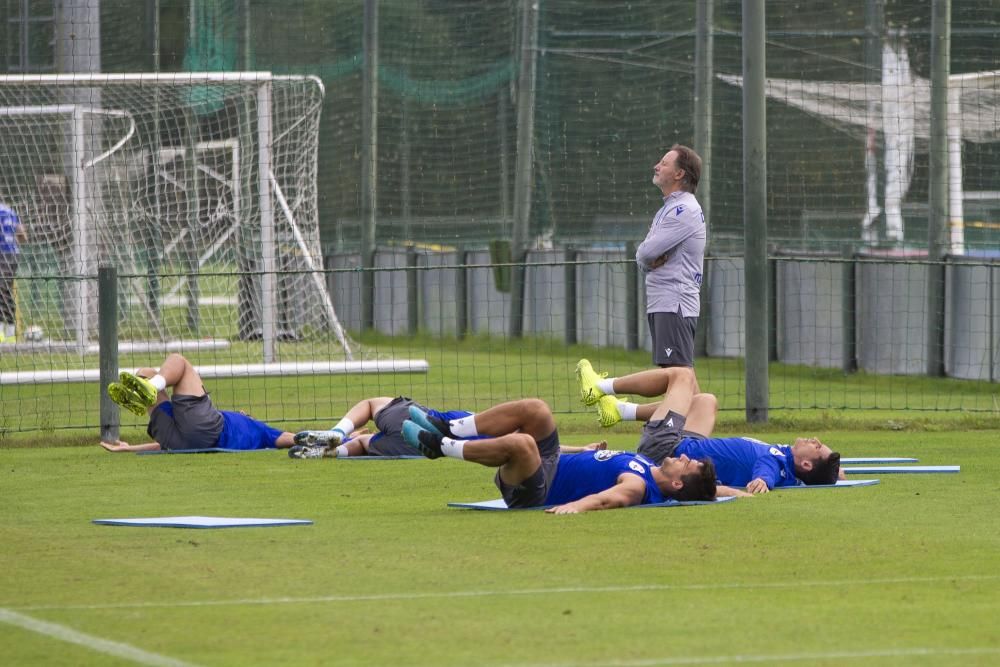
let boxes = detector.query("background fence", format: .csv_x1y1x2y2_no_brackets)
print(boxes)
1,0,998,435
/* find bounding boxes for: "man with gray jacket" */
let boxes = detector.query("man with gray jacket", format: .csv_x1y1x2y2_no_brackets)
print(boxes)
635,144,705,368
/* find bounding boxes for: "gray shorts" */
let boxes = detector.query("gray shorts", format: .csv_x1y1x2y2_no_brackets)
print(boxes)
635,410,689,465
648,311,697,367
494,429,561,509
148,394,225,451
366,396,424,456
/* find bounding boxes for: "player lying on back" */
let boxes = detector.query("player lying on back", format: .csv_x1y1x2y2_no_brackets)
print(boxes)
289,396,476,459
576,361,843,493
99,352,295,453
402,397,718,513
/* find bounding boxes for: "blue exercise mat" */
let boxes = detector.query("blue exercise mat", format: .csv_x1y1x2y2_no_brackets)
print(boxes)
842,465,959,474
777,479,880,489
339,455,423,460
841,457,918,464
93,516,312,528
448,496,738,511
137,447,270,455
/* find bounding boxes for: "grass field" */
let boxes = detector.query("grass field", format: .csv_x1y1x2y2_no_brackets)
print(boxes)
2,428,999,666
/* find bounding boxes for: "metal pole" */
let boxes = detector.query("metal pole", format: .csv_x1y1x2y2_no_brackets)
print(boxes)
360,0,379,331
564,248,577,346
257,81,276,362
625,241,639,351
406,246,418,335
743,0,768,423
98,266,119,443
926,0,950,377
509,0,539,338
693,0,714,358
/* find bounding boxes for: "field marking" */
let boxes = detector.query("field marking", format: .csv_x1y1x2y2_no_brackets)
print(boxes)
498,646,1000,666
10,573,998,612
0,607,200,667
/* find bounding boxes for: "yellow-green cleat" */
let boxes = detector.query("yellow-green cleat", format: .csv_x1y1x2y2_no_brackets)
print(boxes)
596,395,622,428
575,359,608,406
108,382,151,417
119,372,158,407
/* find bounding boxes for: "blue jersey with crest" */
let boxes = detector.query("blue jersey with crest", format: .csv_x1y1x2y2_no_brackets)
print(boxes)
675,437,799,489
545,450,665,506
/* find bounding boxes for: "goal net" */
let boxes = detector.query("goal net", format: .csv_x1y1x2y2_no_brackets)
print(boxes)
0,72,353,360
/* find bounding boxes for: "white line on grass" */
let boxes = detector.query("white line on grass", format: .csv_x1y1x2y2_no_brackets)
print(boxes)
0,607,200,667
497,646,1000,666
11,573,998,612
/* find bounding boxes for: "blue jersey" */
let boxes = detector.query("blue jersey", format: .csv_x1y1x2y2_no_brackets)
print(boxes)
675,437,799,489
0,203,20,254
545,451,665,506
216,410,284,450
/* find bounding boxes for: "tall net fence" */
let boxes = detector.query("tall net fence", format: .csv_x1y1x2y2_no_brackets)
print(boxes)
1,0,999,436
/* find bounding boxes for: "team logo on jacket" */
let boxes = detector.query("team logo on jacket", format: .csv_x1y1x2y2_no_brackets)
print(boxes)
595,450,622,461
769,447,785,458
628,460,646,474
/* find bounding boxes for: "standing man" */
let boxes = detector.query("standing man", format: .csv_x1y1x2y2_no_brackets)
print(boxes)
0,200,27,342
636,144,705,368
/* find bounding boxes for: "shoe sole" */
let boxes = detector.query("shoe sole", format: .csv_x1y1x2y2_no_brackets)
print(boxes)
108,383,150,417
402,420,440,459
575,360,605,406
119,372,157,407
407,405,444,438
294,431,342,447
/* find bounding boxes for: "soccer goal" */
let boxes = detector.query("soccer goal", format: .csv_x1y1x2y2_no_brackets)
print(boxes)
0,72,351,361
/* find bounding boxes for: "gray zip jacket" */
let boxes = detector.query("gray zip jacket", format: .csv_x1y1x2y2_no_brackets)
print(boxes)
635,191,706,317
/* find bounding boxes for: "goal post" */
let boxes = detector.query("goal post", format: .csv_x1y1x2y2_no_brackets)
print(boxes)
0,72,352,360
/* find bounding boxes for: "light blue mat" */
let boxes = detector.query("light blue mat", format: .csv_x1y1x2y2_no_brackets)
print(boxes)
841,457,918,464
842,466,959,474
339,455,423,460
93,516,312,528
448,497,738,511
137,447,269,455
778,479,880,489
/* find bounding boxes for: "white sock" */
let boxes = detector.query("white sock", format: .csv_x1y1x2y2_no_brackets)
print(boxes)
449,416,478,438
441,437,466,460
598,378,616,395
331,417,354,438
148,374,167,391
618,401,639,421
333,444,350,458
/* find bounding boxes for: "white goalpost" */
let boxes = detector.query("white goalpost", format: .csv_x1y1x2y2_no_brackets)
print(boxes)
0,72,352,361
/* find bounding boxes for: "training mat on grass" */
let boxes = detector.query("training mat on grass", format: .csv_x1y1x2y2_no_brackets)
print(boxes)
841,457,918,464
778,479,881,489
842,466,959,474
93,516,313,528
448,497,737,511
137,448,268,455
339,455,423,460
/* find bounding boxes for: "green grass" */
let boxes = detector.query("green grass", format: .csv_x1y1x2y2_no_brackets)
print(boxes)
1,431,999,665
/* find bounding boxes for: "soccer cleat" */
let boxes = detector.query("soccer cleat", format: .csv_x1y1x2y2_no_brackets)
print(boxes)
575,359,608,406
407,405,449,438
293,430,344,447
118,372,158,408
288,444,332,459
107,382,151,417
595,395,623,428
402,420,443,459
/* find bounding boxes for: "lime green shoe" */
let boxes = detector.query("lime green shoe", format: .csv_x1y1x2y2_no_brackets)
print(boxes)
119,372,158,408
108,382,151,417
575,359,608,406
596,395,623,428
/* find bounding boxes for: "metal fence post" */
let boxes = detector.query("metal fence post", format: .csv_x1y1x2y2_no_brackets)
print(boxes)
98,266,119,442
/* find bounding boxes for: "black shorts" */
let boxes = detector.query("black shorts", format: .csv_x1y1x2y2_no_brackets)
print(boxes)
494,429,561,509
367,396,426,456
148,394,225,451
635,410,689,465
648,311,697,367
